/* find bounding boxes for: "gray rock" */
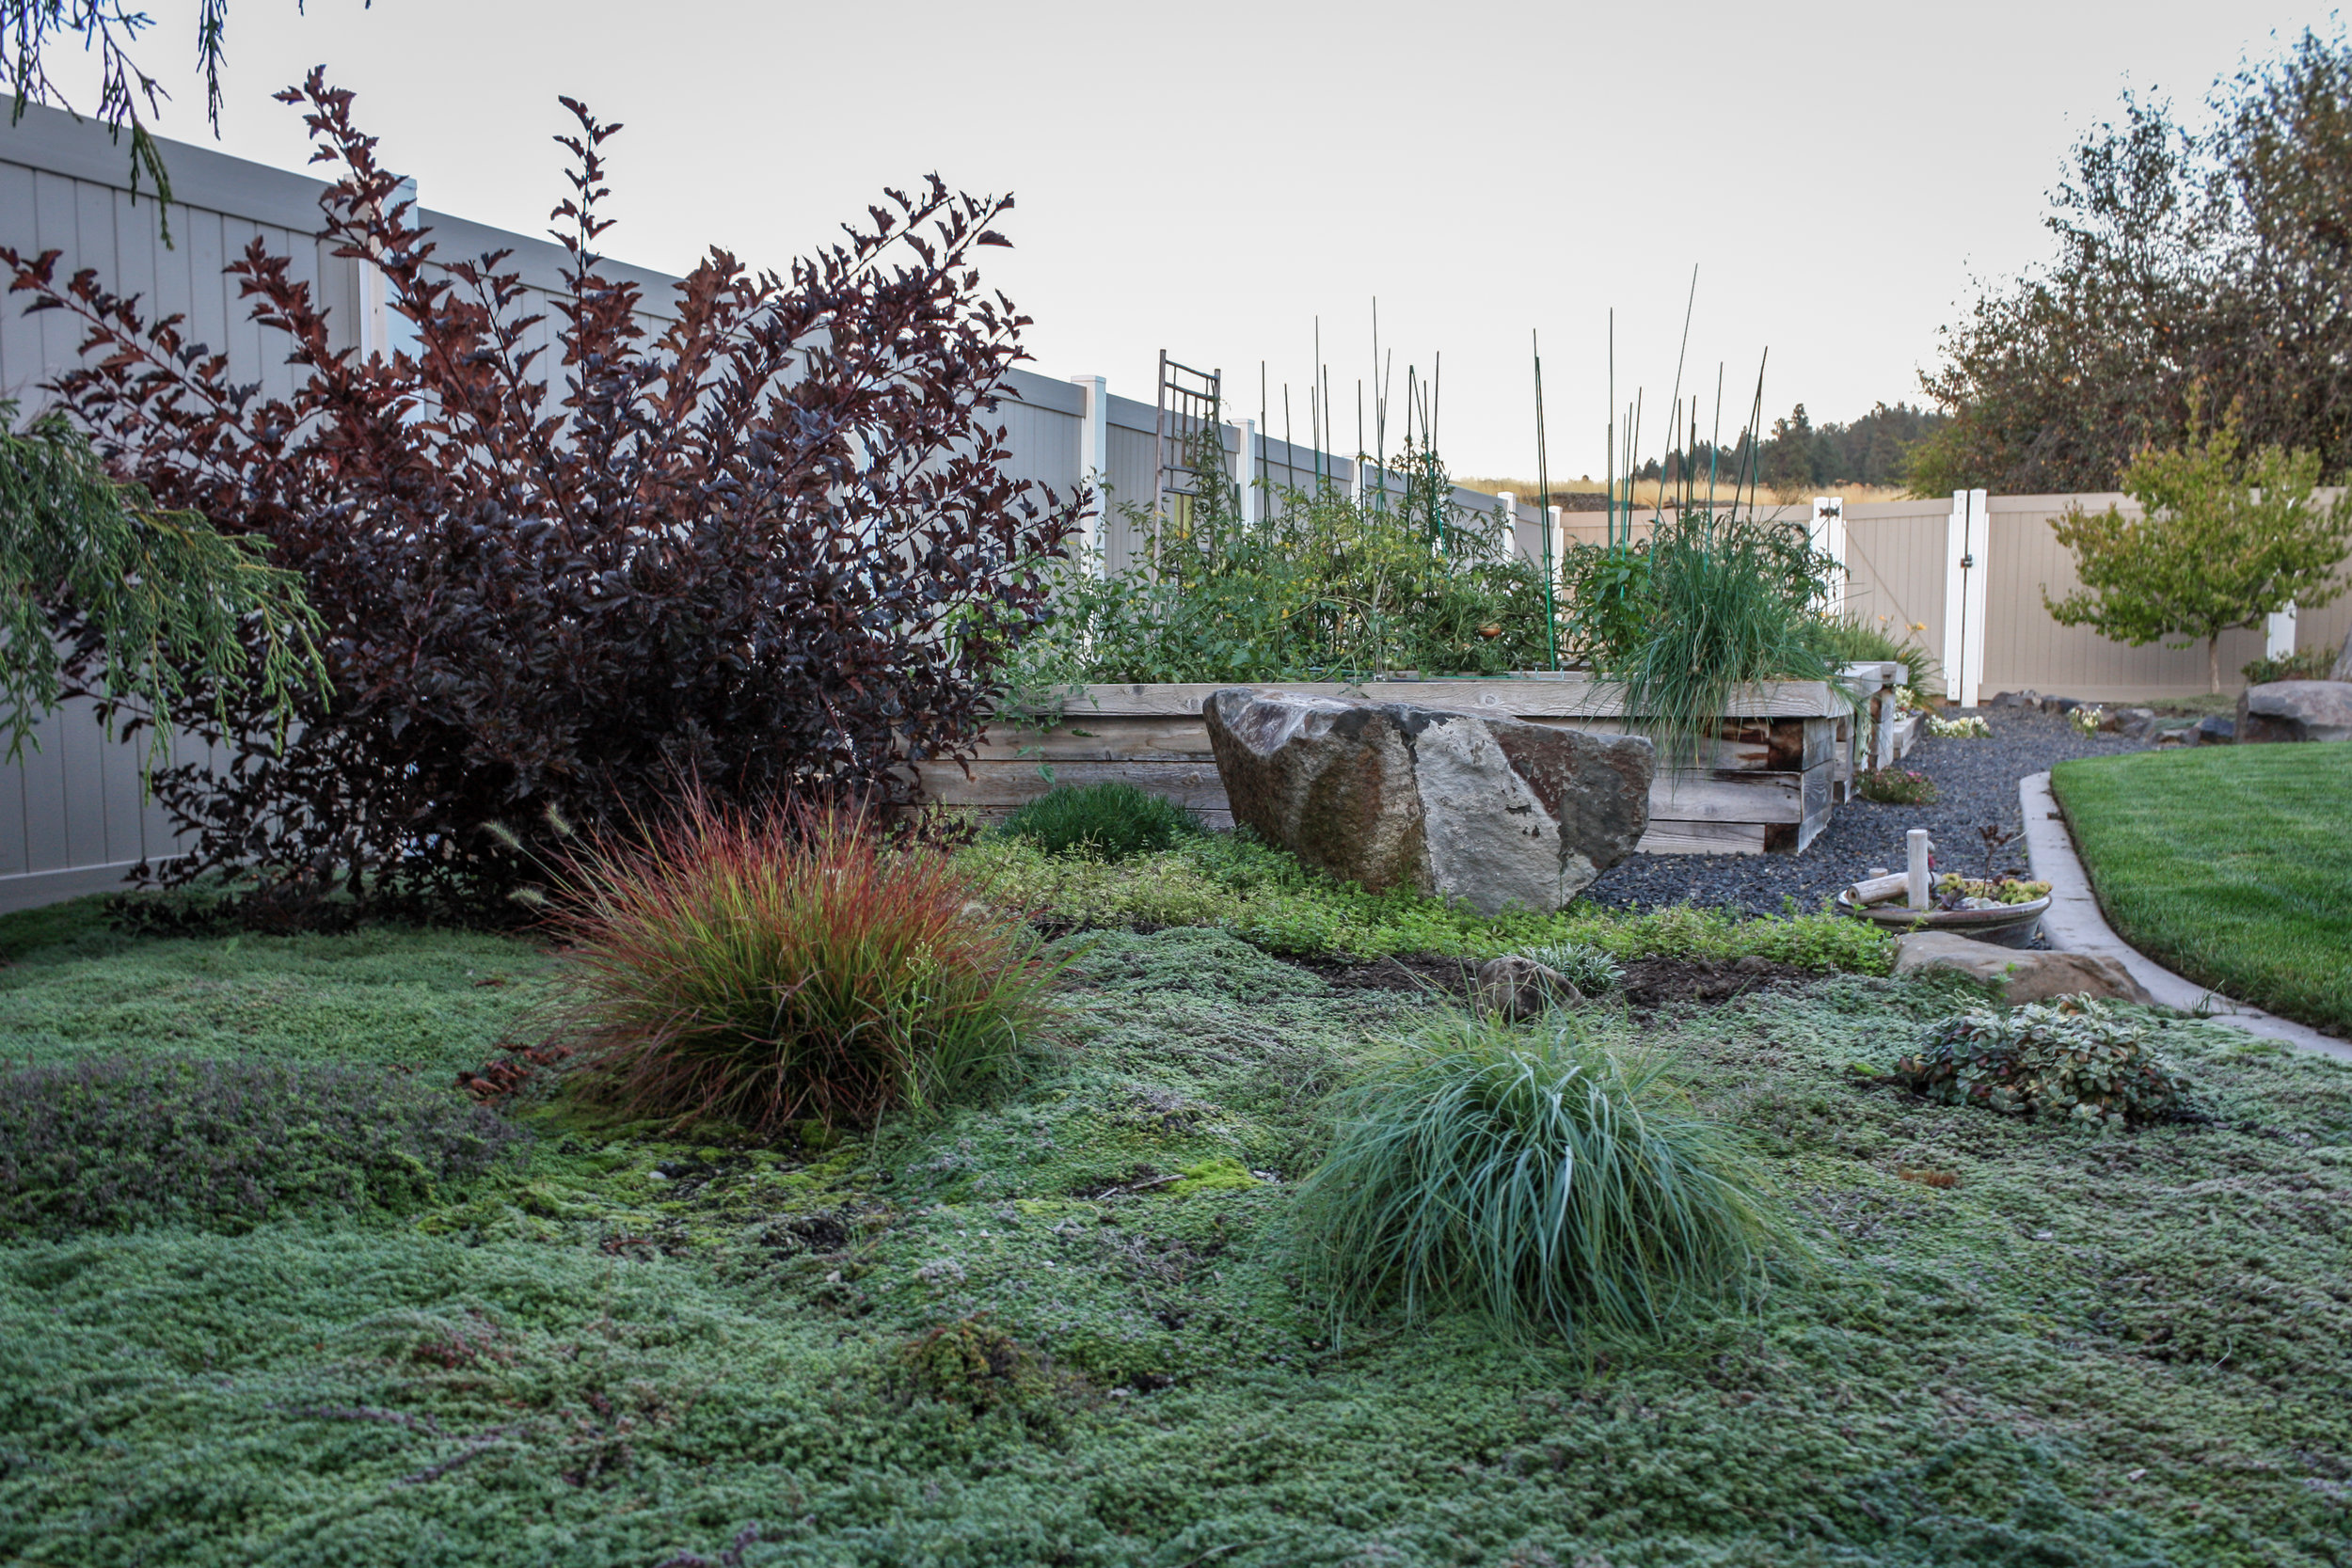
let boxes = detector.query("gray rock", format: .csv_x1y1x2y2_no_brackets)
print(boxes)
2110,706,2156,737
1473,955,1583,1020
1201,688,1654,914
2191,715,2235,745
1892,932,2154,1006
2235,680,2352,743
2335,632,2352,684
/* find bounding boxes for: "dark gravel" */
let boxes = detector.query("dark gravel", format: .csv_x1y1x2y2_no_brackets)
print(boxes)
1581,708,2152,918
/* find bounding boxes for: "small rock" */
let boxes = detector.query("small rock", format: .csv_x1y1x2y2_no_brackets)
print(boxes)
2235,680,2352,744
1986,691,2026,710
2110,706,2155,737
1892,932,2154,1005
2191,715,2235,745
1472,955,1582,1020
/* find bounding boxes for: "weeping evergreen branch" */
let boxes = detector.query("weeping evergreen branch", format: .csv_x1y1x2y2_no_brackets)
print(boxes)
0,399,326,768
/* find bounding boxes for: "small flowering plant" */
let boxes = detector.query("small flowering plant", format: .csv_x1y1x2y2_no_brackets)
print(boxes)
1926,715,1993,739
1857,768,1938,805
2069,705,2106,736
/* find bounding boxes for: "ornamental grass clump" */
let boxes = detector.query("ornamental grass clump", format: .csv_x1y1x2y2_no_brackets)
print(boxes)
1523,940,1626,995
997,783,1200,861
549,800,1059,1134
1294,1011,1788,1343
1893,998,2189,1126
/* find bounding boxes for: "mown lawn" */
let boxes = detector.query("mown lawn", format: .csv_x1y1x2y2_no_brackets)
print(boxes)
2053,745,2352,1034
2,898,2350,1565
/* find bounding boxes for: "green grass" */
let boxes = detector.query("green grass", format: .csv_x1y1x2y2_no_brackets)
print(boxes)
961,831,1895,973
2054,746,2352,1033
3,911,2351,1563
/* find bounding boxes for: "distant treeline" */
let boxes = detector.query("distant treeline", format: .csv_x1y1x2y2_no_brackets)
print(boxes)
1630,403,1950,494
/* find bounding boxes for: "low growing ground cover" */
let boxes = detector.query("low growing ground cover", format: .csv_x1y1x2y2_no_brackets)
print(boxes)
2054,744,2352,1033
3,882,2350,1565
960,832,1892,972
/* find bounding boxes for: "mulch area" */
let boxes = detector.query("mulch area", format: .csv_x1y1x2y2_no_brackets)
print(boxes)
1580,707,2153,918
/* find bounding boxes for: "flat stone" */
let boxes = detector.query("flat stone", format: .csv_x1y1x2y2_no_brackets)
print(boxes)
1893,931,2154,1005
2191,715,2235,745
1473,955,1582,1020
2109,706,2155,736
1202,688,1654,914
2236,680,2352,744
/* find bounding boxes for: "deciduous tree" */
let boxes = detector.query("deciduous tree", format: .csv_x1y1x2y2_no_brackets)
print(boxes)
2044,409,2352,692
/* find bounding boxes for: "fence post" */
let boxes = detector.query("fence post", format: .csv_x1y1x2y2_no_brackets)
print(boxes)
1810,496,1846,613
358,176,421,363
1498,491,1519,562
1237,418,1259,527
1943,489,1988,708
1948,489,1989,706
2266,602,2297,661
1069,374,1109,570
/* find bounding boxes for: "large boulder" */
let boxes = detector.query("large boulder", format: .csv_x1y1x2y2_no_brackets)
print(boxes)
1201,688,1654,914
2236,680,2352,744
1893,932,2153,1006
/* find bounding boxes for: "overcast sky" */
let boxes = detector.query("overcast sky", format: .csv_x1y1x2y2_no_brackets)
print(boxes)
33,0,2339,477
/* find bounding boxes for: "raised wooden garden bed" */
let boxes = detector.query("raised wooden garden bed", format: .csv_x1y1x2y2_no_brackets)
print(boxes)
915,672,1896,856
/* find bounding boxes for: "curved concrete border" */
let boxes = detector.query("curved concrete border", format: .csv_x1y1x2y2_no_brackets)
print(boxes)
2021,770,2351,1063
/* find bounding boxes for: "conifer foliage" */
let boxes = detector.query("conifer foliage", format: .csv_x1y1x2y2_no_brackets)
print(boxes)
1,71,1081,917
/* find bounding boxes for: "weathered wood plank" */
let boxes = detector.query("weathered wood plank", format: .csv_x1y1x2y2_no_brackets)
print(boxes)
1765,758,1837,854
1061,678,1847,721
1636,820,1766,855
1647,769,1805,825
912,759,1230,811
920,753,1809,827
969,719,1216,761
988,712,1834,773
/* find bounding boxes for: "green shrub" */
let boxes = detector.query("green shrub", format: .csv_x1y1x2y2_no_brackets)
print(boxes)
548,798,1061,1134
1606,509,1846,771
1892,998,2189,1126
2241,647,2337,684
996,782,1200,861
1856,767,1938,804
1524,940,1625,994
0,1054,525,1238
1000,427,1551,694
1294,1011,1788,1341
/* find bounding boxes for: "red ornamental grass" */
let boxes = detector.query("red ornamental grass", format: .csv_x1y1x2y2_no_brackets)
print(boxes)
547,799,1058,1134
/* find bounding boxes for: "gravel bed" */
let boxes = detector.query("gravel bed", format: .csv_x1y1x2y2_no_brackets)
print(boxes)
1581,708,2152,919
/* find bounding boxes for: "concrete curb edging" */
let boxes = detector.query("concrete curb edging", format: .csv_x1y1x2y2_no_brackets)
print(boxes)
2019,770,2351,1064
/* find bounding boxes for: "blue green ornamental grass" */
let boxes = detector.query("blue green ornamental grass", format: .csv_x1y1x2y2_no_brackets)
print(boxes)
995,781,1202,862
1293,1009,1790,1342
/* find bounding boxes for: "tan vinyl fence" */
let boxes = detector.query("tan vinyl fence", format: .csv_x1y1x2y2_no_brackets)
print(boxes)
1843,495,2352,704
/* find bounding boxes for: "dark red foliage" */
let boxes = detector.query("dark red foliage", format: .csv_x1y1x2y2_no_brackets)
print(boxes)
3,71,1081,917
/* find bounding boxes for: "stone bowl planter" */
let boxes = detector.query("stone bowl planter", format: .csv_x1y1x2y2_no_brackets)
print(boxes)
1834,889,2051,948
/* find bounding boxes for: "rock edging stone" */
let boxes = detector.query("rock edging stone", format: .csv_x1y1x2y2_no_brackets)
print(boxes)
1201,687,1655,914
